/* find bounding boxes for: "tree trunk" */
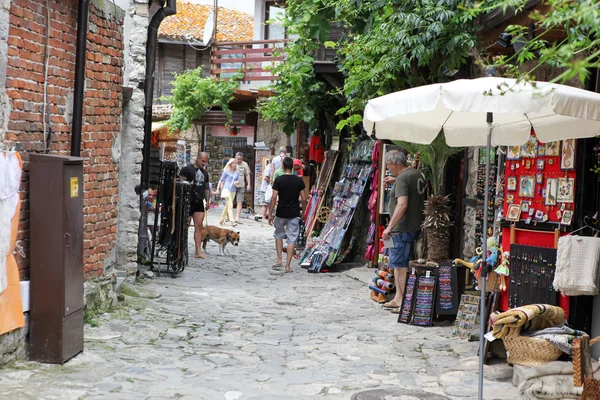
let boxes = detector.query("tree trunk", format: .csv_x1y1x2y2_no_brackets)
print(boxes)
425,226,450,263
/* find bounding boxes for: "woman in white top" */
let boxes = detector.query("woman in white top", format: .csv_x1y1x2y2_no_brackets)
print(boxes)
218,161,239,227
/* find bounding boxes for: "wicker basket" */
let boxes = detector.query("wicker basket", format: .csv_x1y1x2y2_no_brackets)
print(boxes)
573,336,600,387
502,328,563,366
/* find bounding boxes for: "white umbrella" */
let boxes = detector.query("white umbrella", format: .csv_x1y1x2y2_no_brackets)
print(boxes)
363,77,600,400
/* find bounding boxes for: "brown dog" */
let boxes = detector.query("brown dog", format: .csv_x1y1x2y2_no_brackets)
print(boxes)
201,225,240,255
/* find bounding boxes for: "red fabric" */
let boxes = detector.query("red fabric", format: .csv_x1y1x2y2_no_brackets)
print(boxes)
309,135,324,163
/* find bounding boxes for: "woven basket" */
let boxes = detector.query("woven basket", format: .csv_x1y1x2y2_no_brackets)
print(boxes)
502,328,563,366
573,336,600,387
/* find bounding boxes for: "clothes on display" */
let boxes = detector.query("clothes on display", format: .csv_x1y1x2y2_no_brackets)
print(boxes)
0,150,25,336
309,134,324,164
554,235,600,296
150,161,192,276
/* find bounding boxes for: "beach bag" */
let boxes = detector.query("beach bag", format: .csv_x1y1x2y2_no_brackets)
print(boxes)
264,184,273,203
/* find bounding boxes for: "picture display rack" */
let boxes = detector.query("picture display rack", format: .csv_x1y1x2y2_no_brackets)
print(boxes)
398,269,437,327
452,294,480,340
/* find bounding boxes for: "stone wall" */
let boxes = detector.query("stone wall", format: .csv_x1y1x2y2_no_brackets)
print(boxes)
2,0,125,279
115,0,149,276
461,147,478,258
256,113,289,153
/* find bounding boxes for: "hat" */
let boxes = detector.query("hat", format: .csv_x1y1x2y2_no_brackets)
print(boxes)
293,159,303,167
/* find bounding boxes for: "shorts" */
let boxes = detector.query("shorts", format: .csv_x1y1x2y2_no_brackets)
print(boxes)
235,187,245,203
258,190,268,206
274,217,301,245
389,231,420,269
189,200,205,216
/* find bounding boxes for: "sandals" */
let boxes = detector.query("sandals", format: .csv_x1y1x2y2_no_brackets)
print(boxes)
272,263,282,269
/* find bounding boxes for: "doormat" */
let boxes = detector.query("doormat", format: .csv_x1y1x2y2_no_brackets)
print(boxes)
351,388,450,400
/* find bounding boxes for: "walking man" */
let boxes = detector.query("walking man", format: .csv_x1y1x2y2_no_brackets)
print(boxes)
270,146,287,181
180,152,210,259
381,151,426,309
268,157,307,273
232,152,251,224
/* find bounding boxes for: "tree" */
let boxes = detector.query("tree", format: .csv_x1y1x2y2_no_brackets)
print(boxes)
396,133,464,263
473,0,600,86
165,69,242,132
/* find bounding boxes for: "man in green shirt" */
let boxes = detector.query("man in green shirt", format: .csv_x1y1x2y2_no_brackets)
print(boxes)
381,150,426,309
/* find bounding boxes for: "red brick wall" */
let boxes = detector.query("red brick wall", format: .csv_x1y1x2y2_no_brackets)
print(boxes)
4,0,124,279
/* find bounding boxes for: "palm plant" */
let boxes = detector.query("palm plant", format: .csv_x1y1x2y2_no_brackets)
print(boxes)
395,132,463,263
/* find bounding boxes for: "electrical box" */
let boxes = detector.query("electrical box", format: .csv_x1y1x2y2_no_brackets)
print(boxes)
29,154,86,364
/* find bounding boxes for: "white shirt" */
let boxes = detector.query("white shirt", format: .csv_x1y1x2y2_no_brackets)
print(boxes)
261,164,272,192
271,153,286,177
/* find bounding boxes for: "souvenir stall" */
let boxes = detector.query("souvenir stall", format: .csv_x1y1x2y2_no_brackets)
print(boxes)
500,133,575,315
301,141,374,272
204,126,255,209
149,161,192,277
303,150,339,236
0,148,25,338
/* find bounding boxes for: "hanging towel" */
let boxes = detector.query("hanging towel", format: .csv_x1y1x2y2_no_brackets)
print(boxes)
0,198,9,293
554,235,600,296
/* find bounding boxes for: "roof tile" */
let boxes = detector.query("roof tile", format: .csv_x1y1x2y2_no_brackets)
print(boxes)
159,1,253,43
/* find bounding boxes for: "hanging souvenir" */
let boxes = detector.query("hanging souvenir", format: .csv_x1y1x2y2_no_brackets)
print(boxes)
560,139,576,170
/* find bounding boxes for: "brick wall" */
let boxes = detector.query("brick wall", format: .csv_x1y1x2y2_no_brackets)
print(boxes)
3,0,124,279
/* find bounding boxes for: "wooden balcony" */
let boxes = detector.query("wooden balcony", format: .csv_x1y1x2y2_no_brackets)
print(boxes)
210,39,288,84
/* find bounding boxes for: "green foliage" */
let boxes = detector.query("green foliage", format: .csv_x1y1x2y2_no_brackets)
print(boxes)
477,0,600,85
394,132,464,196
165,69,243,132
259,1,479,133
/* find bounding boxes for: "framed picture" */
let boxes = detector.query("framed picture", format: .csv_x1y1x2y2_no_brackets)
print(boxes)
535,210,545,221
546,141,560,156
536,173,543,184
507,146,521,160
537,144,546,157
507,176,517,191
525,160,531,169
560,139,576,170
224,148,233,157
215,138,223,146
557,177,575,203
519,176,535,198
521,201,530,213
561,210,574,225
545,178,558,205
479,147,496,165
506,194,515,204
212,145,219,152
217,152,223,158
506,204,522,222
521,136,538,158
536,159,544,170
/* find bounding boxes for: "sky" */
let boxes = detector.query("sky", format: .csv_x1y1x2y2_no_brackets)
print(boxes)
184,0,255,15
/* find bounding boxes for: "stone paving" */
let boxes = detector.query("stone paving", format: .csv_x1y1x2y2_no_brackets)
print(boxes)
0,211,520,399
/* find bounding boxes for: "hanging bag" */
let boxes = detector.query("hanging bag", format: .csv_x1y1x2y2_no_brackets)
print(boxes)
296,218,306,250
264,184,273,204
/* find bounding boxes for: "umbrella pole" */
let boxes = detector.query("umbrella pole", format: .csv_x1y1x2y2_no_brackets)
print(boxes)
478,112,493,400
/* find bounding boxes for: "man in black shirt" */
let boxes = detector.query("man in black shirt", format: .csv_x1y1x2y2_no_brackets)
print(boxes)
268,157,307,273
180,152,210,259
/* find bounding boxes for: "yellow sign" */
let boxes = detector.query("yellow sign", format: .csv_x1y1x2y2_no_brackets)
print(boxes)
70,177,79,198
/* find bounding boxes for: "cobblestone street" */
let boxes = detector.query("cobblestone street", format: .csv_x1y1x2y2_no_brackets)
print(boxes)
1,212,519,399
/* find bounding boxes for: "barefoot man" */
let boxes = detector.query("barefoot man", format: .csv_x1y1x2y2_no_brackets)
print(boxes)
268,157,307,273
381,151,426,309
180,152,210,259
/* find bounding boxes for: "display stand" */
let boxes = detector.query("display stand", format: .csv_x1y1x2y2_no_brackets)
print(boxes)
302,142,373,272
397,269,437,327
304,150,339,236
150,161,191,277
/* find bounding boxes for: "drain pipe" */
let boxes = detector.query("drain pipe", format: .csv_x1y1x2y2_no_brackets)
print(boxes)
70,0,90,157
138,1,176,259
